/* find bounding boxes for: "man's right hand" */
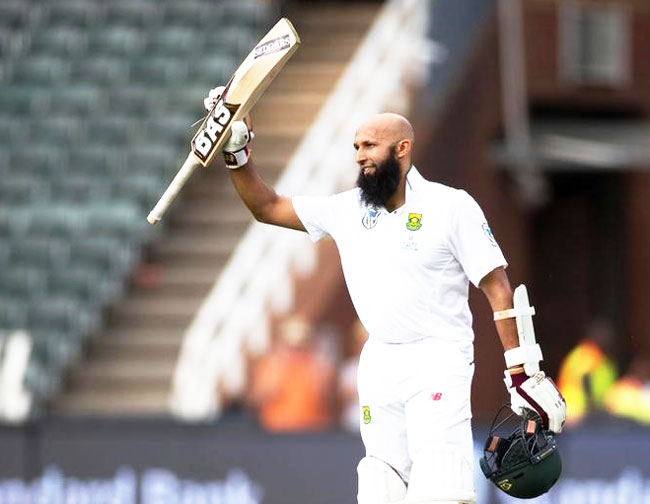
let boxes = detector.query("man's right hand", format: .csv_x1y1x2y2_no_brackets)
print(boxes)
202,86,254,169
223,121,253,169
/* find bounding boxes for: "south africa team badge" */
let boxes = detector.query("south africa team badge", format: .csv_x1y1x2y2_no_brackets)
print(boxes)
406,213,422,231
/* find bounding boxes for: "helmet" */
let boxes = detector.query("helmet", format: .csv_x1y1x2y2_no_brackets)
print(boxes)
479,407,562,499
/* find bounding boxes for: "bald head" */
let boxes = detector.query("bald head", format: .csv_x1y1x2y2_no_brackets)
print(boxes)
357,112,414,144
354,113,414,171
357,113,414,145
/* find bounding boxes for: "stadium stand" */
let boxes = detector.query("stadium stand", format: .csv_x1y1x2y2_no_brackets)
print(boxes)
0,0,273,417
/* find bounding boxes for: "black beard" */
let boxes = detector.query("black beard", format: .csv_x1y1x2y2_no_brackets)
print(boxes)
356,147,401,208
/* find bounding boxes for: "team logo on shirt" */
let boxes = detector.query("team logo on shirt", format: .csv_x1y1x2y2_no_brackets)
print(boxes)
482,222,497,247
362,406,372,424
406,213,422,231
362,206,380,229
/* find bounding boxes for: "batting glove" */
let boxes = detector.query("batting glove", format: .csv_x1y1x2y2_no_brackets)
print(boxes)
223,120,253,169
203,86,225,112
505,368,567,433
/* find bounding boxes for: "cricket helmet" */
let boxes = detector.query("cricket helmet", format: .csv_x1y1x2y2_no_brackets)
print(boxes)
479,407,562,499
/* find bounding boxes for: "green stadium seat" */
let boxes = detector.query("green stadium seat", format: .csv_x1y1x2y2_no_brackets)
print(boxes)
163,86,208,113
0,242,10,265
9,145,66,176
0,297,28,329
0,206,32,236
103,1,160,29
223,1,274,29
48,265,124,307
0,1,33,30
45,86,105,116
0,115,29,145
66,145,111,175
28,295,99,341
9,236,70,269
130,56,189,85
84,115,138,145
111,172,166,209
45,1,101,29
144,113,194,145
29,115,83,143
8,56,71,86
28,27,87,57
71,57,129,86
50,176,111,204
187,54,236,84
87,26,145,57
0,86,38,115
69,234,138,277
24,352,62,401
32,329,82,368
0,174,50,204
0,265,48,300
107,86,157,116
160,1,224,29
27,204,90,237
126,143,180,178
145,27,200,56
88,201,149,240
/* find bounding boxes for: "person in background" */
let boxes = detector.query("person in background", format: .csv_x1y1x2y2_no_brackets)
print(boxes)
557,318,618,426
247,314,336,432
339,319,369,432
603,356,650,425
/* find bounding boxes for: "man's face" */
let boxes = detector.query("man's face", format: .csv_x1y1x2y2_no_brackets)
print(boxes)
354,129,401,208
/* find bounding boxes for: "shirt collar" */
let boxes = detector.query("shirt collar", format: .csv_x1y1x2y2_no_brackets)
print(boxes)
404,165,424,207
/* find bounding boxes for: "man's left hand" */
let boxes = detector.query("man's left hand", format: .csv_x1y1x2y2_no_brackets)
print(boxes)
505,369,567,433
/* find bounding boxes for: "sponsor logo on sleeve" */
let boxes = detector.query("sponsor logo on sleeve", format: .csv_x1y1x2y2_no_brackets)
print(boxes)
482,222,497,247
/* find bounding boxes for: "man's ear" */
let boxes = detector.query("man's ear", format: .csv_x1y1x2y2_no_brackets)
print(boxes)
396,139,412,158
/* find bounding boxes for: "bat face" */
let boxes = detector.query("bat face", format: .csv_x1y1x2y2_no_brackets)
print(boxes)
190,18,300,167
192,93,237,163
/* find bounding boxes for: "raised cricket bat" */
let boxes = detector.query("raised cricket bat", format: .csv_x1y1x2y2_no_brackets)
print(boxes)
147,18,301,225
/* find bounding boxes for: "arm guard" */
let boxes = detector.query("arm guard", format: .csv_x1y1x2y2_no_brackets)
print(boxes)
494,284,543,376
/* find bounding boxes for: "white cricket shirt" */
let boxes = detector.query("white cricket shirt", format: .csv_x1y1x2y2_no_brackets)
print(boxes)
292,167,507,344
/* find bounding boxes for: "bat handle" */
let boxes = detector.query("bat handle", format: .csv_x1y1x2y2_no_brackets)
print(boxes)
147,152,201,225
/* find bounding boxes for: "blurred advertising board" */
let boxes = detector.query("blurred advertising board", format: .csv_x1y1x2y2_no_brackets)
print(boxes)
0,418,648,504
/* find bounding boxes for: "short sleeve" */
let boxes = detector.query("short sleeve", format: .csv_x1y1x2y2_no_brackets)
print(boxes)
447,190,508,287
292,195,336,242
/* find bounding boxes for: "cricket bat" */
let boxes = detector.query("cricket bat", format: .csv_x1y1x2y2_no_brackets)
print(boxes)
147,18,301,225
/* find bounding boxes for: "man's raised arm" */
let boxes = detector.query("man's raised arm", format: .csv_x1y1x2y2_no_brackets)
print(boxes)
202,86,305,232
228,155,305,231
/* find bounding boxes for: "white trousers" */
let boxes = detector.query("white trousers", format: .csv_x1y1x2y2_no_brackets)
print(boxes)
357,337,475,485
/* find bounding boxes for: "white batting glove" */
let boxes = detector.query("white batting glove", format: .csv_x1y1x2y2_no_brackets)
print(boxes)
505,369,567,433
223,120,253,169
203,86,225,112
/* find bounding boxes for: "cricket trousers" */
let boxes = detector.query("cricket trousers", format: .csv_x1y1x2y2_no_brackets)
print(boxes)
357,336,475,485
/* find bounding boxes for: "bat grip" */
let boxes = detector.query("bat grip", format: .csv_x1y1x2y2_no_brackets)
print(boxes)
147,152,200,225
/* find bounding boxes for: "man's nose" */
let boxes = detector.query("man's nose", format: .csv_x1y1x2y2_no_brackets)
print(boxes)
356,148,366,164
